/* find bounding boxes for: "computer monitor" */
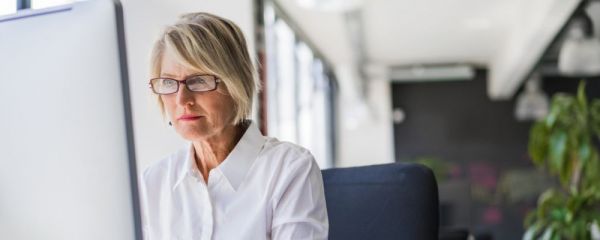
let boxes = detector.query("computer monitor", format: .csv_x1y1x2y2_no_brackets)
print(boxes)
0,0,141,239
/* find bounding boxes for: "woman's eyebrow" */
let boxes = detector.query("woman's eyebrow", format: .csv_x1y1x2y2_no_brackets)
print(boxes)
160,73,210,78
160,73,178,78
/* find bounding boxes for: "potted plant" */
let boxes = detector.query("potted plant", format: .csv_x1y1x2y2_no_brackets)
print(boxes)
524,81,600,239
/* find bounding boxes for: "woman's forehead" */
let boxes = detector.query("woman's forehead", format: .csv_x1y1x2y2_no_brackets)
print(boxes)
160,50,211,78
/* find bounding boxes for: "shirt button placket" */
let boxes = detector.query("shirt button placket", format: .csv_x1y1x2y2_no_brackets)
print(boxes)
201,177,214,240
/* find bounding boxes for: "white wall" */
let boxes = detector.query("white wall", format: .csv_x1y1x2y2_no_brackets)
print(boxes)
335,65,395,167
120,0,255,170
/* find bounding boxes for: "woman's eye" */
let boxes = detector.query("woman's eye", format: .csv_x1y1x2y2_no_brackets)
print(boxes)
164,80,176,86
190,77,207,84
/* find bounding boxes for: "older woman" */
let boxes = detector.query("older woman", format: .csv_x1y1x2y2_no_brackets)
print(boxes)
138,13,328,240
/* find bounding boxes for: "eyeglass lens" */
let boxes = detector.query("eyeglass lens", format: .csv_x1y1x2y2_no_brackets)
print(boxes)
151,75,217,94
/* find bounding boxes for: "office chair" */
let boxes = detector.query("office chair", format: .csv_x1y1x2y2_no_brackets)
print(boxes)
322,163,439,240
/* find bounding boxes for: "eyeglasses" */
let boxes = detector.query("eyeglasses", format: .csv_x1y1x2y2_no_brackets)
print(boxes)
149,74,221,95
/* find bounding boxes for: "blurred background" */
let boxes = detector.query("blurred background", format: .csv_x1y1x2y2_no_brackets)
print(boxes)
3,0,600,239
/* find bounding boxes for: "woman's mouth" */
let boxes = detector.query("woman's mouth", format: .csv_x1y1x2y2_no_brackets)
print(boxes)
177,115,202,121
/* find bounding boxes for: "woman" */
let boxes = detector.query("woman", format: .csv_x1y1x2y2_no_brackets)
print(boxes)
139,12,329,240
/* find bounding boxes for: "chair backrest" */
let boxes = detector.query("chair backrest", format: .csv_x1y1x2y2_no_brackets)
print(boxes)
322,163,439,240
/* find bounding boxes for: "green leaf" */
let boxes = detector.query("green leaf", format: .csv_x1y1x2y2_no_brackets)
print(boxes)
547,94,568,128
525,81,600,240
525,207,543,227
579,140,592,165
547,94,576,128
565,210,574,224
529,121,550,165
576,81,588,115
548,131,568,183
541,225,555,240
538,190,564,221
584,151,600,190
546,96,564,128
524,225,539,240
523,227,535,240
574,219,591,240
590,100,600,138
550,208,566,221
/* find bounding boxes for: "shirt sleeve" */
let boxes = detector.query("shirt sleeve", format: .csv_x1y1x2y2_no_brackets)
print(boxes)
271,152,329,240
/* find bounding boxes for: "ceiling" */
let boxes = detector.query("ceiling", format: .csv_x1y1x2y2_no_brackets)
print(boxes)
273,0,587,100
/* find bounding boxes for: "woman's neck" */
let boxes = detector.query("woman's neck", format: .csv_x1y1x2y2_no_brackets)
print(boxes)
192,122,246,182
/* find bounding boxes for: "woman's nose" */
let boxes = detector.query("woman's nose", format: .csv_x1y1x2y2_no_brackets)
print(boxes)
175,83,195,106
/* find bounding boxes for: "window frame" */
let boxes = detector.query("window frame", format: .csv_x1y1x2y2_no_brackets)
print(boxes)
17,0,31,10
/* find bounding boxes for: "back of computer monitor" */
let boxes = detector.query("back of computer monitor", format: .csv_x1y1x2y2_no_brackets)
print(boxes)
0,0,141,239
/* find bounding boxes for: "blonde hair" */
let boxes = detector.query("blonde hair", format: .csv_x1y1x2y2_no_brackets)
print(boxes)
150,12,259,125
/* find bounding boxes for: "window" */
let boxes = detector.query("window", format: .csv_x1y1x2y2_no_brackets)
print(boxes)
263,4,336,168
31,0,74,9
1,0,76,15
0,0,17,15
272,19,298,144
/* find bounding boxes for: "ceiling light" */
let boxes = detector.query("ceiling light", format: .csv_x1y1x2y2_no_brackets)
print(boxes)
515,72,549,121
558,11,600,76
389,64,475,82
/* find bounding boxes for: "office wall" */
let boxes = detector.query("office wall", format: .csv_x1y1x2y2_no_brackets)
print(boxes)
335,66,395,167
120,0,255,170
391,72,600,239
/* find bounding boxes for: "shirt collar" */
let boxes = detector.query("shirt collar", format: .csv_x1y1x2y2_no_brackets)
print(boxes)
172,121,266,191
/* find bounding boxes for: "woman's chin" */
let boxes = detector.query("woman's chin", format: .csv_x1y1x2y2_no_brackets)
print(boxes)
176,125,213,141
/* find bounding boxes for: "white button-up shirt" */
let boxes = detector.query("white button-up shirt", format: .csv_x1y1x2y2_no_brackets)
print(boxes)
139,122,329,240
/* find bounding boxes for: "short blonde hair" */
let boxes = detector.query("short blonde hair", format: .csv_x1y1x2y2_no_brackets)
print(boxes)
150,12,259,125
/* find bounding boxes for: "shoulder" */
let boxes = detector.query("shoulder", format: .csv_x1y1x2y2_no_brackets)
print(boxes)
261,137,316,168
258,137,322,185
260,138,326,209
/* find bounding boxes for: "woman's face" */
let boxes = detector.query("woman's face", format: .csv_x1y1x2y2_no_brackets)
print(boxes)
159,49,237,141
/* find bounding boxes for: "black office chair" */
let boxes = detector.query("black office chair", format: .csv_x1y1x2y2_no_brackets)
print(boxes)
322,163,439,240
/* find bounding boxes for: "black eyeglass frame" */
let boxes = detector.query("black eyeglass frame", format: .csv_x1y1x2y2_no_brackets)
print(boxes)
148,74,222,95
